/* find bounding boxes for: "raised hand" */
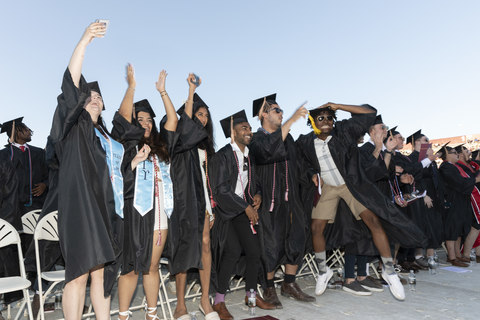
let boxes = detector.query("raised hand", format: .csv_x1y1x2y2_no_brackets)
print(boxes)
317,102,338,111
187,73,201,90
131,145,151,169
126,64,136,89
156,70,168,93
291,103,309,123
79,22,106,46
385,135,396,152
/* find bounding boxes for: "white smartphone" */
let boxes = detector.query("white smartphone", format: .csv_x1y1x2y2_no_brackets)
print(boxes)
95,19,109,36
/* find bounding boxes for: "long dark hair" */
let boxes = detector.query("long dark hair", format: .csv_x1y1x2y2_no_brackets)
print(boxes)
138,120,170,164
194,104,215,156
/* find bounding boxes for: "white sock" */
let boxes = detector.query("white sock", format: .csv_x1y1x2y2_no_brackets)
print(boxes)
315,251,327,273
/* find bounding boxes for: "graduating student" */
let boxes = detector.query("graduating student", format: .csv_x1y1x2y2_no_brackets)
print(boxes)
407,131,445,262
0,118,49,230
114,68,177,320
50,22,144,320
296,103,427,302
162,75,219,320
438,144,480,267
210,110,275,320
249,94,315,308
451,145,480,261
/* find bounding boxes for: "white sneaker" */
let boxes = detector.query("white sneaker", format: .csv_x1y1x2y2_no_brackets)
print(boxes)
315,267,333,295
382,271,405,301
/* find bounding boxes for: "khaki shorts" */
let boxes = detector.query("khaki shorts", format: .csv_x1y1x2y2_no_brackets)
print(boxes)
312,184,367,223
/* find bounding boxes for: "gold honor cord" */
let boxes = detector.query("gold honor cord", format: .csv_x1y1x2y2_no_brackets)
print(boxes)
308,114,321,135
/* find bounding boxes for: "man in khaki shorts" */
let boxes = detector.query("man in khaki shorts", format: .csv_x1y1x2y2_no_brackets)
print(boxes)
296,103,427,302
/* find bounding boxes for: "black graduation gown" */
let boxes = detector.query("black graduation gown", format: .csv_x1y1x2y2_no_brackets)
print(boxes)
0,152,20,229
24,136,65,274
0,144,49,214
165,112,210,275
439,162,475,240
409,151,444,248
50,68,140,296
296,110,427,250
112,117,178,275
249,128,306,272
210,144,266,291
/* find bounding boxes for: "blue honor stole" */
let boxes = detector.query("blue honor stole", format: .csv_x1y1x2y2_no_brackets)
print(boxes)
95,128,125,218
134,151,174,218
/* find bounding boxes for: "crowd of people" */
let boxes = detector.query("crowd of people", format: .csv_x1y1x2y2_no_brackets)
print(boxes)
1,21,480,320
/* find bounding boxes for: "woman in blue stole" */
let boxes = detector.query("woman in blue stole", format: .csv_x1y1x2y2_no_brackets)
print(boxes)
115,67,179,320
51,23,145,320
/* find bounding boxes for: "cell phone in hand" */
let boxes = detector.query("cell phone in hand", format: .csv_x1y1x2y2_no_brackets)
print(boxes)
95,19,110,36
192,73,201,87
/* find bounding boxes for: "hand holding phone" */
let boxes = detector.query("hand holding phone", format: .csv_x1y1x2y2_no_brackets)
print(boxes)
95,19,109,36
192,73,201,87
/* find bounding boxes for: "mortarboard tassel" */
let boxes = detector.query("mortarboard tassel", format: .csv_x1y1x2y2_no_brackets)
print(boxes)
308,114,322,135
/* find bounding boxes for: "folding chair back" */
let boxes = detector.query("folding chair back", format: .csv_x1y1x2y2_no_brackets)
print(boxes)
22,209,42,235
0,219,34,320
34,211,59,242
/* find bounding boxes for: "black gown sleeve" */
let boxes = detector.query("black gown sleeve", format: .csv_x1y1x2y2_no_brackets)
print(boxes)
171,112,208,156
334,105,376,146
440,163,476,196
50,68,93,142
250,128,287,165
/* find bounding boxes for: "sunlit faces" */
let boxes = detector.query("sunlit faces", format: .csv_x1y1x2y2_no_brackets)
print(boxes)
371,123,388,140
233,122,253,146
84,91,103,119
195,107,209,127
262,104,283,129
314,110,334,135
394,133,404,150
137,111,153,138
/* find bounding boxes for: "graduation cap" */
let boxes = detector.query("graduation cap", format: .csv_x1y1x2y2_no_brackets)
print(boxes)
388,126,399,137
177,93,208,116
373,114,384,125
406,129,424,145
454,143,466,153
87,81,105,110
135,99,156,118
437,141,450,159
0,117,24,136
252,93,277,117
219,110,248,138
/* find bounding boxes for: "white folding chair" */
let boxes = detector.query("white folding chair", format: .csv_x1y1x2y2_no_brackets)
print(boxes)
326,247,345,269
21,209,42,235
0,218,34,320
34,211,65,320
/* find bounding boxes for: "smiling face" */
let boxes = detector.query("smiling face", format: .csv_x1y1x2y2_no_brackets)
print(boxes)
84,91,103,121
137,111,153,138
314,110,334,135
195,106,209,127
233,121,253,147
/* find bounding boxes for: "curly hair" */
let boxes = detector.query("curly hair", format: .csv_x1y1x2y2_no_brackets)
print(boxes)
306,107,337,127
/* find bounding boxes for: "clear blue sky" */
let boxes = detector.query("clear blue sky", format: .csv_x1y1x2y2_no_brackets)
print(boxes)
1,1,479,149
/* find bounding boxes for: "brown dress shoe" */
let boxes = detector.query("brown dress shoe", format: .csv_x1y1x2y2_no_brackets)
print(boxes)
244,294,276,310
447,258,469,267
212,302,233,320
457,256,470,263
263,287,283,309
280,282,316,302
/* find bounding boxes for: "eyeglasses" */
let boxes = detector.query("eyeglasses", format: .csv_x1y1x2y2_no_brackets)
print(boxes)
449,151,458,155
268,107,284,114
397,136,405,141
380,125,389,130
317,115,334,122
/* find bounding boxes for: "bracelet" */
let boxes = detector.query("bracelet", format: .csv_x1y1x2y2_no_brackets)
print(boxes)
160,90,166,94
385,150,393,154
185,100,194,103
161,92,168,97
128,87,135,91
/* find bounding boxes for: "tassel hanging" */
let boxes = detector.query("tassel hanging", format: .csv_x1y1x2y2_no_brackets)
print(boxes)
308,114,322,135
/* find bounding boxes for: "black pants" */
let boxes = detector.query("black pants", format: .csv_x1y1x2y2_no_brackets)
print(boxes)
217,213,261,294
344,254,367,279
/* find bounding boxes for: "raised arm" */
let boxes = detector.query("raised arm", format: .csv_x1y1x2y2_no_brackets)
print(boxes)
68,22,106,88
281,102,308,141
156,70,177,131
320,102,376,114
118,64,136,123
184,73,200,118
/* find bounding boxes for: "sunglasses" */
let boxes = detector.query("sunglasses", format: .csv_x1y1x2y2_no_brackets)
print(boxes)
380,125,389,130
268,107,284,114
317,115,334,122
